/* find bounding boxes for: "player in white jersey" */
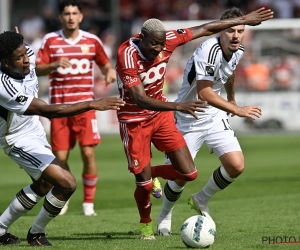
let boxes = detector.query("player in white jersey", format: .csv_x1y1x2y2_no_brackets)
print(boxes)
0,31,125,246
157,7,270,236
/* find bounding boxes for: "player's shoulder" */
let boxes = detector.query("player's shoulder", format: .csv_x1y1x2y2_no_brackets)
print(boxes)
0,71,19,98
43,30,61,41
25,44,35,58
195,37,221,59
80,30,102,43
201,36,220,50
237,44,245,55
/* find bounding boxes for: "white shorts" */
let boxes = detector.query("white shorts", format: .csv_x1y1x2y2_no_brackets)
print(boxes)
165,113,241,163
8,134,55,180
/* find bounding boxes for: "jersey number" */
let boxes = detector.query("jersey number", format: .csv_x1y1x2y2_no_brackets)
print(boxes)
222,119,232,131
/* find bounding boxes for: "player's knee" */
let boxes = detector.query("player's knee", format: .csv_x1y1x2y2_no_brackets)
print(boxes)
61,174,77,195
177,168,198,182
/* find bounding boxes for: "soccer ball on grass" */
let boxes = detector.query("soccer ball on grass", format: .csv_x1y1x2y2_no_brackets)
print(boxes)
180,215,216,248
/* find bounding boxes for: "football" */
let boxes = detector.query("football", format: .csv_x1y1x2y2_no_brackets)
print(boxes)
180,215,216,248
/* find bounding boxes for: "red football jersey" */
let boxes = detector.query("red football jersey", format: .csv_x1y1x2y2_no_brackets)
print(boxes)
36,30,109,104
116,29,193,123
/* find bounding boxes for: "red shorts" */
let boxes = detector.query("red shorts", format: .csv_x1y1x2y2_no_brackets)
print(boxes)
51,110,101,151
119,111,186,174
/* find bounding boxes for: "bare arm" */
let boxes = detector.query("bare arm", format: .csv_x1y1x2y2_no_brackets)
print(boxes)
189,7,273,40
24,97,125,119
128,83,208,119
197,79,261,120
35,57,71,76
99,62,116,85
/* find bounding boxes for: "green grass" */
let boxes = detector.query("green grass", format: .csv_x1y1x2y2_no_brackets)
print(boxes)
0,134,299,249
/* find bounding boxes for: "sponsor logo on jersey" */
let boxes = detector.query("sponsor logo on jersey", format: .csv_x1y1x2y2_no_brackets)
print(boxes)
123,75,138,85
139,62,167,85
15,92,28,105
57,58,90,75
176,29,186,34
205,65,215,76
81,44,90,54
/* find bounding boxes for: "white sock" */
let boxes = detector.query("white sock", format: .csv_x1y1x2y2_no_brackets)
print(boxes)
0,185,42,236
197,165,235,204
31,190,66,234
159,180,184,220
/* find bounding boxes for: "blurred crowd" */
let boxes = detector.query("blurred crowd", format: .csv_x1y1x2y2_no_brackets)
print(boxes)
11,0,300,97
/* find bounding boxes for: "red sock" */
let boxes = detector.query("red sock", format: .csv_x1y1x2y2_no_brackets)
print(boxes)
134,179,153,223
82,174,98,203
151,164,198,181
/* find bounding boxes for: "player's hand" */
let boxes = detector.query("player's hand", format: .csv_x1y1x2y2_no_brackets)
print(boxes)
244,7,274,26
235,106,262,120
53,57,71,69
92,97,125,111
104,68,117,85
15,26,19,33
178,100,208,120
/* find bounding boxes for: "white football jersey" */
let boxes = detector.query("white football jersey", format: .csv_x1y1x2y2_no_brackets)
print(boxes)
175,36,244,122
0,45,45,153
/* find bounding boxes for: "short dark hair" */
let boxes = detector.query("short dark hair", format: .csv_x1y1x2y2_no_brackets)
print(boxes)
59,0,82,14
0,31,24,60
220,7,243,20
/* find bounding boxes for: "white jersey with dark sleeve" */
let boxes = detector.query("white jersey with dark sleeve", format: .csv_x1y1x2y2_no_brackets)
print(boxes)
0,45,45,151
175,36,244,121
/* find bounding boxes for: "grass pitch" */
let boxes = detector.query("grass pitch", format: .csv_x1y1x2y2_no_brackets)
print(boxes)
0,133,299,249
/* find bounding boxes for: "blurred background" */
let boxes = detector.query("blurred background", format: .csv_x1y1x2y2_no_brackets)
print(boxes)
1,0,300,133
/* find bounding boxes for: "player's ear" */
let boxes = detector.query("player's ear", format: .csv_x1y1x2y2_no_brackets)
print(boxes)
1,59,9,68
139,32,144,40
79,12,83,24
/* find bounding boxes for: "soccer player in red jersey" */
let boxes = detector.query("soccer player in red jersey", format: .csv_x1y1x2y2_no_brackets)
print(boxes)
35,0,116,216
115,8,273,240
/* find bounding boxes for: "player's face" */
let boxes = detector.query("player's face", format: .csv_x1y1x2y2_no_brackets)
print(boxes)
4,44,30,76
59,5,83,31
139,31,166,61
220,25,245,57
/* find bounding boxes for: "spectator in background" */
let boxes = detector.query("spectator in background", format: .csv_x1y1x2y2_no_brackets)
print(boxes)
244,56,270,91
20,10,45,44
273,54,293,91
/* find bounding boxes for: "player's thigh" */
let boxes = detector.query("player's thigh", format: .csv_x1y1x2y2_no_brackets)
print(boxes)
182,130,206,160
152,112,186,153
9,135,56,181
119,121,152,174
51,117,75,151
205,118,242,158
72,110,100,147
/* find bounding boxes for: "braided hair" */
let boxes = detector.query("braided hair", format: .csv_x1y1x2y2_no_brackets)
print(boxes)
0,31,24,60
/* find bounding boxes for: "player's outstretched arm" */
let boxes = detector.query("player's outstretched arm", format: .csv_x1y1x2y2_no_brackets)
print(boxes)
189,7,273,40
24,97,125,119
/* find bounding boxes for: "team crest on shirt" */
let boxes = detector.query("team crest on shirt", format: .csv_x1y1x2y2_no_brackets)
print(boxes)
15,92,28,105
81,44,90,54
133,159,140,169
205,65,215,76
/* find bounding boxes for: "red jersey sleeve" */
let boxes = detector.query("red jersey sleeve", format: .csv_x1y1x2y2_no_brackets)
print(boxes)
36,37,51,65
116,45,142,90
94,39,110,66
165,28,193,52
